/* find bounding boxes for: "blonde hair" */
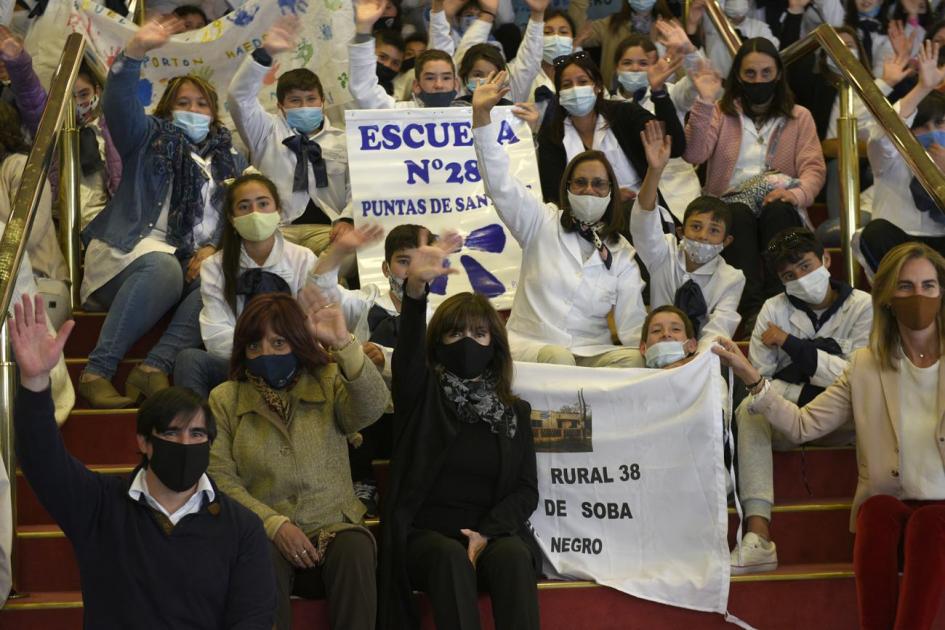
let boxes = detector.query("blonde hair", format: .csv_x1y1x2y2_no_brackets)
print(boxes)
869,242,945,371
151,75,220,126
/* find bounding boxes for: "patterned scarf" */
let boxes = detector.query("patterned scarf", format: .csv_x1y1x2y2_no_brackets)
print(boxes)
577,222,613,269
247,371,301,425
439,370,516,439
151,119,240,255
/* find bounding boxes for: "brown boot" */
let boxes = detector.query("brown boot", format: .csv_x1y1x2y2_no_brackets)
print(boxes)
77,372,134,409
125,365,170,403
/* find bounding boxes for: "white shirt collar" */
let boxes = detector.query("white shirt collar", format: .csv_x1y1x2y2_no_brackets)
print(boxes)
238,230,286,270
127,468,215,526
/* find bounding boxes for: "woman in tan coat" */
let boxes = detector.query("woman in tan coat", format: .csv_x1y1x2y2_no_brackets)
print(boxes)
208,292,389,630
714,241,945,630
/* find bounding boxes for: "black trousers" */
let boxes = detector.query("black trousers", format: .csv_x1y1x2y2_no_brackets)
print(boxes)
722,201,803,318
406,529,539,630
859,218,945,272
349,412,393,483
270,528,376,630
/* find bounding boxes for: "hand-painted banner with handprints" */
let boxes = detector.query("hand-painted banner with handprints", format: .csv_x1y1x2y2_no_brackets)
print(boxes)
25,0,354,126
345,106,535,311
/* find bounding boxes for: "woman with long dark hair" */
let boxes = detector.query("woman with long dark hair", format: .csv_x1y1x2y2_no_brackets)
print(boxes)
379,230,540,630
684,37,825,322
209,292,389,630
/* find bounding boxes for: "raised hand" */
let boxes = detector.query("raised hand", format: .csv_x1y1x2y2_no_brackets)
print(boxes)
887,20,916,59
354,0,387,34
654,19,695,55
333,223,385,254
640,119,671,172
125,17,185,59
686,0,706,34
524,0,551,18
478,0,500,22
263,15,301,56
0,26,23,61
9,294,74,392
471,70,511,127
648,52,683,92
440,0,466,18
512,101,541,133
787,0,811,13
692,58,722,102
298,284,351,350
404,229,463,298
881,49,915,86
917,40,945,91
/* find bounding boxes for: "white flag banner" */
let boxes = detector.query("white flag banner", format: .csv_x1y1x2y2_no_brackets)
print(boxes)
514,351,732,614
345,106,532,310
23,0,354,124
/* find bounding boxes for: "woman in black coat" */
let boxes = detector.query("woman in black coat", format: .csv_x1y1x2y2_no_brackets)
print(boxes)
378,231,540,630
536,50,686,215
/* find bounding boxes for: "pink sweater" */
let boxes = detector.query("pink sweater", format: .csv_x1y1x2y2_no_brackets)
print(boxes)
683,99,826,208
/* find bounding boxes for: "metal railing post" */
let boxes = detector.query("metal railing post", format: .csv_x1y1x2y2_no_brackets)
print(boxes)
0,324,17,595
58,99,81,310
837,84,860,284
703,0,741,58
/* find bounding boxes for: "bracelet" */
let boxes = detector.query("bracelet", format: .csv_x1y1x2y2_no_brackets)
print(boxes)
331,334,357,353
745,376,765,392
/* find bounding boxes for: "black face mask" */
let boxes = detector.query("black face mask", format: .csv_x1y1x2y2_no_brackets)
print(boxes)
401,57,416,74
435,336,495,379
417,89,457,107
148,436,210,493
376,62,399,94
246,353,299,389
374,17,399,32
740,79,777,107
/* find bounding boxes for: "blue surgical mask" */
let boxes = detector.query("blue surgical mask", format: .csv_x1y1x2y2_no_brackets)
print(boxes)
246,352,299,389
617,70,649,95
172,110,212,143
629,0,657,12
466,78,483,93
542,35,574,64
558,85,597,116
284,106,324,134
858,3,881,18
418,89,457,107
917,129,945,149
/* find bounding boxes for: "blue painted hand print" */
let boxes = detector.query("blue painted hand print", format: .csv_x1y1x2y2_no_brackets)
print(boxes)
465,223,506,254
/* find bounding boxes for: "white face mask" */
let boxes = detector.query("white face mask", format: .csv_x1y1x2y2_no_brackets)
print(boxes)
567,190,611,224
784,265,831,305
682,237,724,265
542,35,574,65
644,340,688,368
724,0,750,19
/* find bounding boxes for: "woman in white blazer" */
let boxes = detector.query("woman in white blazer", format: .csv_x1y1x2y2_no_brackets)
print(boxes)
714,241,945,630
472,71,646,367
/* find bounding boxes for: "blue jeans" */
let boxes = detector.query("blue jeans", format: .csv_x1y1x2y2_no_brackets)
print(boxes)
174,349,230,399
85,252,203,378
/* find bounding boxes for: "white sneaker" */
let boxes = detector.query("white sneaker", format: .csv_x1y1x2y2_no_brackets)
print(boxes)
730,532,778,575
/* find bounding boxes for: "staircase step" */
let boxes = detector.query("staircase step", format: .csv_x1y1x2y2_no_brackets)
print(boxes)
63,312,170,361
0,565,875,630
771,446,857,500
59,410,139,466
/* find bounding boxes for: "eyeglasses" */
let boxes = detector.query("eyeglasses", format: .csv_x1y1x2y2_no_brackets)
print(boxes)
553,50,591,68
568,177,612,194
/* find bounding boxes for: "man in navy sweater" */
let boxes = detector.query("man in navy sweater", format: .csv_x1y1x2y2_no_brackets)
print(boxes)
11,294,276,628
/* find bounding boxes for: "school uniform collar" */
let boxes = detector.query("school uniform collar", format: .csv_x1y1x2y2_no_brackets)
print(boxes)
127,467,216,520
785,278,853,332
238,231,286,270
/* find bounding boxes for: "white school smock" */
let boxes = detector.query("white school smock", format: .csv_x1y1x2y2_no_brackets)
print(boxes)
227,55,352,224
474,120,646,360
629,200,745,351
748,286,873,404
866,101,945,237
563,115,641,192
199,233,316,359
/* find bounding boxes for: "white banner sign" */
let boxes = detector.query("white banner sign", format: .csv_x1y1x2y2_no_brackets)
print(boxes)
25,0,354,121
514,352,731,615
345,106,533,310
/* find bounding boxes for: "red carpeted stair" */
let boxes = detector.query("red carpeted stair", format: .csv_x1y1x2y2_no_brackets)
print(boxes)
2,270,944,628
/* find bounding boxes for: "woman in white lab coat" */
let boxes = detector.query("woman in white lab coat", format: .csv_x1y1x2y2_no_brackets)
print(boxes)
472,71,646,367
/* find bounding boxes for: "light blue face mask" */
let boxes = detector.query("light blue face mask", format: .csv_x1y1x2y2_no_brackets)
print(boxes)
917,129,945,149
629,0,657,13
558,85,597,116
542,35,574,64
466,78,483,93
460,14,477,32
617,70,649,95
858,3,881,18
172,110,211,143
285,106,324,134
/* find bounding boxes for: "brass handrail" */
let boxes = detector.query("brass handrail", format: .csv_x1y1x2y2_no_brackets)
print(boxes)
702,0,741,58
0,32,86,597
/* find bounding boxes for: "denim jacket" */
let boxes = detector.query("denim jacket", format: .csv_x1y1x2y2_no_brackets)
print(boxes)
82,53,246,253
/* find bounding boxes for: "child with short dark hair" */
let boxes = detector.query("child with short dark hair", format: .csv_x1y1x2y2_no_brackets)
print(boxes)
631,122,745,351
227,17,355,270
732,227,873,574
